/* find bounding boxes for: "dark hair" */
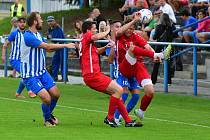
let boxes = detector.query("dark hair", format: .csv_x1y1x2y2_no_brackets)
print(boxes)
180,9,190,17
82,21,96,33
17,17,26,22
27,12,39,27
110,20,122,25
160,13,172,27
198,9,206,17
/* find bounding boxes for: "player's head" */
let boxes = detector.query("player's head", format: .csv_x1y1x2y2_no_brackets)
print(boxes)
110,20,122,33
47,16,56,28
82,21,97,35
123,19,135,37
17,17,26,30
27,12,43,30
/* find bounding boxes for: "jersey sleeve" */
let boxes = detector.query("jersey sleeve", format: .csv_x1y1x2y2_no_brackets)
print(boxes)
7,30,17,42
84,32,92,44
135,34,148,48
24,32,42,48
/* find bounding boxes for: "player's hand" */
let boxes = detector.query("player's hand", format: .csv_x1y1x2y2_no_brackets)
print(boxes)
133,12,141,22
66,43,75,49
153,57,162,63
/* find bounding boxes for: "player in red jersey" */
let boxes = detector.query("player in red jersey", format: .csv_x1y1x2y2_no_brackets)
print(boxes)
80,21,142,127
115,12,172,121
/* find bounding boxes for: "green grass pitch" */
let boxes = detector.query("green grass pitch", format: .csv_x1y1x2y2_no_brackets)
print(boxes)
0,78,210,140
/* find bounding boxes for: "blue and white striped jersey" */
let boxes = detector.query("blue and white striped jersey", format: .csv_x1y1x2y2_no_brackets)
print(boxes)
21,30,46,78
7,29,24,60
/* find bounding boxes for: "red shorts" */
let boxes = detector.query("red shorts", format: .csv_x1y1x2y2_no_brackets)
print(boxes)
119,58,150,85
83,72,112,92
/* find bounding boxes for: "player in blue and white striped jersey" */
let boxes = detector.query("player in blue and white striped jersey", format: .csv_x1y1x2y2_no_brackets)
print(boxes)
22,12,75,127
1,17,36,98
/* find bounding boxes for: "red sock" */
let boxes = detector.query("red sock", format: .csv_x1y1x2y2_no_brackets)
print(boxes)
107,96,119,120
117,100,132,123
133,46,154,58
140,95,153,111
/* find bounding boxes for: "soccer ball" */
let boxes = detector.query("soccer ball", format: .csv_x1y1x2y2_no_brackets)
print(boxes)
139,9,153,24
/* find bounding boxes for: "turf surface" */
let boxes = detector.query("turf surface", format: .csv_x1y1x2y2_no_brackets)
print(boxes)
0,78,210,140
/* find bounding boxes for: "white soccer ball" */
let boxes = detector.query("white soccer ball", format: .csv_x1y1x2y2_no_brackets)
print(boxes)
139,9,153,24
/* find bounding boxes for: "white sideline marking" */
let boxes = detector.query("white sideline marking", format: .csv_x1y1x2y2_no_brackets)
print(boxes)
0,96,209,129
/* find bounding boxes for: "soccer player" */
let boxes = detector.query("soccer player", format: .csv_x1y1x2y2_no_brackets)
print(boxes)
115,12,171,121
21,12,75,127
1,17,36,98
80,20,142,127
107,20,141,125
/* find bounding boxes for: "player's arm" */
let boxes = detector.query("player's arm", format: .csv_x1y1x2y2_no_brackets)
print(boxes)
116,12,140,37
1,40,10,63
108,47,115,64
38,42,75,51
91,25,110,41
97,41,114,55
144,44,155,52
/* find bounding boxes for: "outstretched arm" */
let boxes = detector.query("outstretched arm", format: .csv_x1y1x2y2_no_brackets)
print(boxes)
38,42,75,51
91,25,111,41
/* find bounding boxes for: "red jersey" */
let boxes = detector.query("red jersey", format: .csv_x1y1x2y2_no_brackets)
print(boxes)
80,31,100,76
117,32,148,64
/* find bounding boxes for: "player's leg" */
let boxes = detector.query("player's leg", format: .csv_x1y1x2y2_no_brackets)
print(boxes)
23,76,55,127
134,64,154,121
105,80,142,127
41,71,59,124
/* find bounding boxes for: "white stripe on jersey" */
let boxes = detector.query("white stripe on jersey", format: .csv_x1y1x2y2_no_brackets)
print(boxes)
113,41,119,79
10,30,23,60
21,32,46,78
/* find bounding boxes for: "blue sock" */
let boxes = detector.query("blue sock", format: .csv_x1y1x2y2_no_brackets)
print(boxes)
50,99,58,114
126,93,140,113
114,93,128,119
16,81,25,95
42,103,51,121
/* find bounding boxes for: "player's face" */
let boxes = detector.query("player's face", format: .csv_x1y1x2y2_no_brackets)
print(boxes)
90,24,98,35
36,14,43,30
124,25,135,37
111,22,122,33
18,20,26,30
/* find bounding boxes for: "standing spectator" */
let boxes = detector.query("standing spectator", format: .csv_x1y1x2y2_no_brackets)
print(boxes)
92,8,106,30
86,11,95,21
152,13,177,85
10,0,26,18
47,16,68,81
148,0,159,13
168,0,189,14
159,0,177,23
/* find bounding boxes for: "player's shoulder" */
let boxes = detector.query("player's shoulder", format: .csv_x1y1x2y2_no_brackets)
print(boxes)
10,29,19,36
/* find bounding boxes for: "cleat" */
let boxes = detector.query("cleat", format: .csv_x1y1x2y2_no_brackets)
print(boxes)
51,114,58,125
104,116,118,127
44,119,56,127
163,44,172,60
28,91,37,98
134,109,144,121
125,120,143,127
15,93,26,99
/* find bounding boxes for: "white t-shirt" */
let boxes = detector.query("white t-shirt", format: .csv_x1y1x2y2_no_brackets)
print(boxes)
160,3,177,23
197,0,209,3
125,0,135,7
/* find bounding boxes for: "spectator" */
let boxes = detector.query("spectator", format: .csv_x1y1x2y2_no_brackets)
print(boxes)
46,16,68,81
168,0,189,14
119,0,136,17
180,9,197,38
92,8,106,30
148,0,159,13
86,11,95,21
196,7,210,43
159,0,177,23
151,13,177,85
10,0,26,18
190,0,209,18
183,9,206,43
73,20,83,57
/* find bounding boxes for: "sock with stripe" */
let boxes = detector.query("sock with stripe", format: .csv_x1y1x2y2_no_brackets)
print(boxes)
114,93,128,119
